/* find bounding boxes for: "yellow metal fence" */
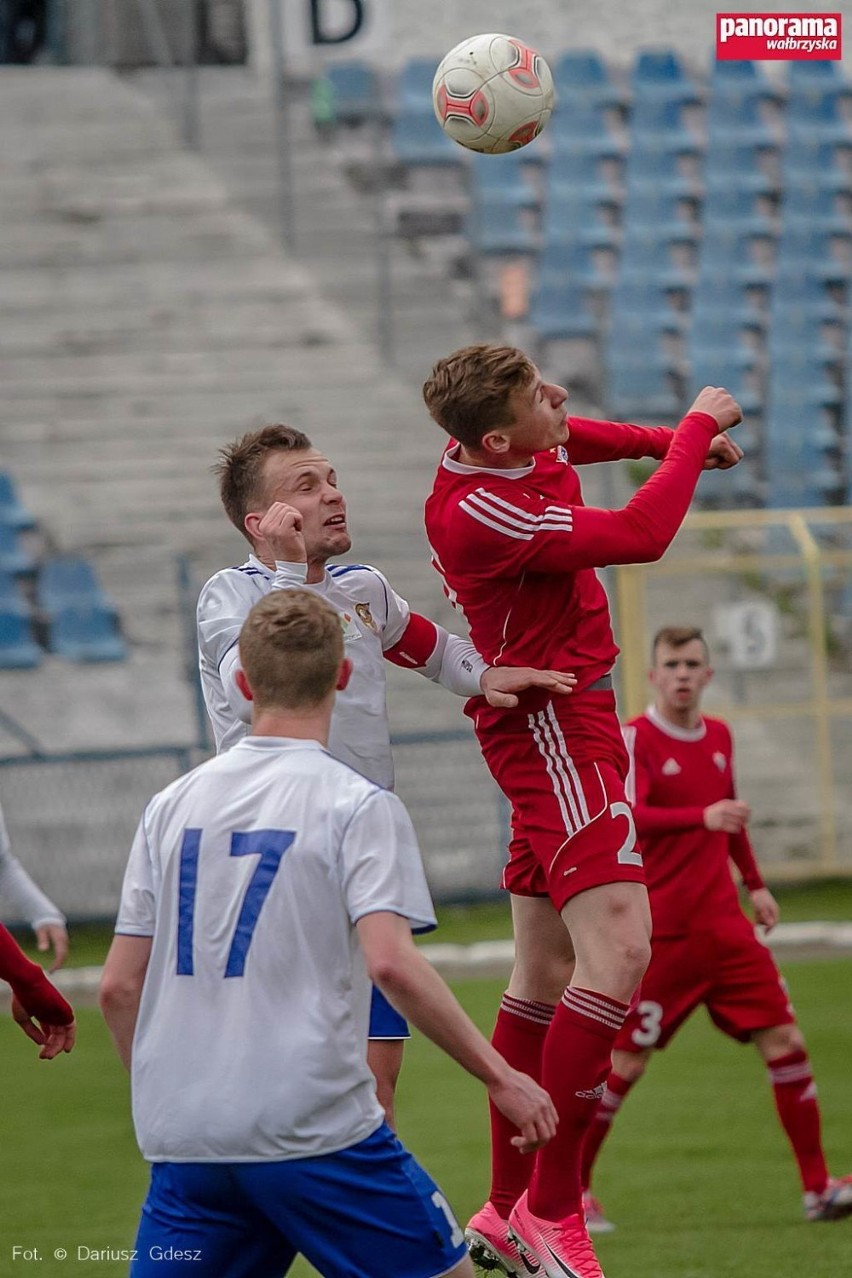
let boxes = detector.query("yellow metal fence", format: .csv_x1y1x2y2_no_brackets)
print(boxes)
614,508,852,880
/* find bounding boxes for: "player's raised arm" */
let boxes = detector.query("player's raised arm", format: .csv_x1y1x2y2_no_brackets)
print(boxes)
450,389,741,578
356,911,557,1153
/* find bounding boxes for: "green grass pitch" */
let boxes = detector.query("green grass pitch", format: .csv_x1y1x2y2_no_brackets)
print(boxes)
2,959,850,1277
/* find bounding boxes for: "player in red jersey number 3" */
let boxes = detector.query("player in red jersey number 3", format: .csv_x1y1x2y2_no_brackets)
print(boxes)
580,627,852,1231
423,344,742,1278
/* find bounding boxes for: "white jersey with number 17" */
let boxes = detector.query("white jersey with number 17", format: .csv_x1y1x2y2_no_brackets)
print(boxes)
116,736,436,1164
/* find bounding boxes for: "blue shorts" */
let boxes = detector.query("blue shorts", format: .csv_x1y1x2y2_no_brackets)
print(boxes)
130,1124,467,1278
369,984,409,1040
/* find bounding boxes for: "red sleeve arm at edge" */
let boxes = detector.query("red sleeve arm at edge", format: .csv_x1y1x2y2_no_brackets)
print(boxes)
0,923,74,1024
729,829,765,891
632,804,707,837
567,418,673,465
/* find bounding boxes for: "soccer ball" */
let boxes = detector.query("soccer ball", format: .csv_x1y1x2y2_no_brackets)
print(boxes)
432,33,555,154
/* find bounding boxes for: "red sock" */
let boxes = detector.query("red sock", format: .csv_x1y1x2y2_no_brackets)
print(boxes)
528,987,629,1220
580,1071,634,1191
488,993,556,1219
768,1050,829,1194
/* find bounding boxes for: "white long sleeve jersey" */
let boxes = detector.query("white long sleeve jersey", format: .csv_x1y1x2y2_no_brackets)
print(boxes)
197,556,486,791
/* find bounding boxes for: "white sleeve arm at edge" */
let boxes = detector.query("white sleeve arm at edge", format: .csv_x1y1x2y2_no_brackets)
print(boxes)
272,561,310,586
0,853,66,928
435,631,488,697
219,644,252,726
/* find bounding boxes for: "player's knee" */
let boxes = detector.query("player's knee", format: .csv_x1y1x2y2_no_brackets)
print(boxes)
511,952,575,1004
611,931,651,990
757,1022,806,1060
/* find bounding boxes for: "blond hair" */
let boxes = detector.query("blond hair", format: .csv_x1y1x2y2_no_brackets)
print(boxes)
215,424,313,541
239,591,343,710
422,344,537,448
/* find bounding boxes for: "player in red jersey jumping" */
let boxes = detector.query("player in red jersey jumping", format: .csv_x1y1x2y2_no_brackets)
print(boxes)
580,625,852,1231
422,344,743,1278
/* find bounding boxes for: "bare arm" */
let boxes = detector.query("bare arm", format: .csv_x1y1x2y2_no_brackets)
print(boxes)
356,912,557,1152
99,934,153,1071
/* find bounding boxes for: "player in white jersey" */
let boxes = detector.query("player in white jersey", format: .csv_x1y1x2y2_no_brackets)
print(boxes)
197,424,575,1122
0,802,68,970
101,590,557,1278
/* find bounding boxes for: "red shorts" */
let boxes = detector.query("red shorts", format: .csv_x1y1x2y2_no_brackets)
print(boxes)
471,691,646,912
616,912,795,1053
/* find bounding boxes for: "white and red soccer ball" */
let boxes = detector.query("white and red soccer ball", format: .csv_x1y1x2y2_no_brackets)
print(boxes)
432,33,555,154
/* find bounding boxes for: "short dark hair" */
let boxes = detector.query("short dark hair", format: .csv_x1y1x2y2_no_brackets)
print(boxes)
422,344,537,449
215,424,313,540
239,590,343,710
652,626,710,662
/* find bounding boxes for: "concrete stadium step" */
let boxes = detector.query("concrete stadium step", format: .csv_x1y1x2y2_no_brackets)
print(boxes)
0,66,477,765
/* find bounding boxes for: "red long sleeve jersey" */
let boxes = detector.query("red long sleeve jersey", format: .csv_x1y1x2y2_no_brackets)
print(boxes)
425,413,718,690
623,708,765,937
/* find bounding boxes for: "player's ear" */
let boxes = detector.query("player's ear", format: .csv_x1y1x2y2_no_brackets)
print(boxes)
336,657,353,692
243,511,262,543
480,429,511,456
235,668,254,702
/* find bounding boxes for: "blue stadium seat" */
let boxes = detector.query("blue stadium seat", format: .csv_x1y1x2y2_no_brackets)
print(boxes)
624,142,700,196
547,148,623,203
36,555,112,616
0,472,36,531
764,412,844,506
618,227,697,288
528,283,599,341
0,567,30,615
541,194,620,251
788,60,847,85
549,101,624,157
630,97,700,150
390,110,461,166
606,358,681,419
537,240,615,290
780,183,850,231
782,138,852,190
711,58,770,86
47,605,127,663
552,50,627,110
398,57,438,110
689,313,762,361
468,197,538,255
787,88,852,143
706,86,778,146
702,186,776,235
691,275,766,325
767,308,843,360
631,49,701,104
472,152,539,208
767,353,843,407
0,524,35,576
610,279,689,332
0,610,41,669
776,225,851,282
700,226,775,287
703,140,779,194
772,264,845,317
325,61,382,125
621,189,699,242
